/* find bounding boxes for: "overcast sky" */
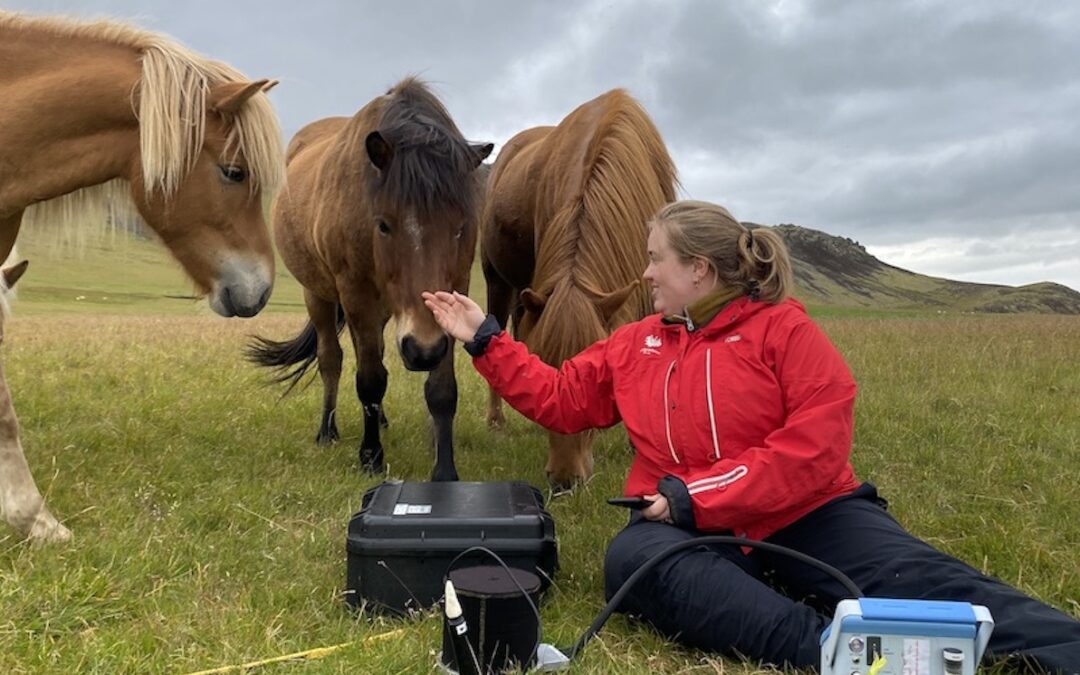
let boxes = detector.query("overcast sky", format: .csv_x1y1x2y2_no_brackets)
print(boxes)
10,0,1080,291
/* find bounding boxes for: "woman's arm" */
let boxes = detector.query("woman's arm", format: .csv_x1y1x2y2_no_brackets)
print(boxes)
423,290,621,434
473,332,621,434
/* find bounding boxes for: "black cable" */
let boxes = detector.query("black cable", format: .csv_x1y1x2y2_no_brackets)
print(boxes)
566,535,863,661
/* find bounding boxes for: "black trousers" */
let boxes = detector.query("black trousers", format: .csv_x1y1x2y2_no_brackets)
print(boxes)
604,484,1080,673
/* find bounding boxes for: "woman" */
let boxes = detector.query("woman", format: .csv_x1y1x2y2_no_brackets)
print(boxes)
423,200,1080,671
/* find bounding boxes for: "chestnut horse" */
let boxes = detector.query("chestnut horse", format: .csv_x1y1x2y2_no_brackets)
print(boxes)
248,78,491,481
481,89,677,488
0,12,284,542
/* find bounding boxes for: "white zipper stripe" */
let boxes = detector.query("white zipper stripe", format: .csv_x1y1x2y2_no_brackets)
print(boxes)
706,348,719,460
687,465,749,495
663,359,679,464
687,465,747,490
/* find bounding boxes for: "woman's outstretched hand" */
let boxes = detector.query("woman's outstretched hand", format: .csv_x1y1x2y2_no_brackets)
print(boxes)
422,291,486,343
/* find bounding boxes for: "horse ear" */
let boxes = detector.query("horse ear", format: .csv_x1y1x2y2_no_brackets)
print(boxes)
596,280,640,323
210,79,272,114
2,260,29,289
366,131,394,172
520,287,547,314
261,79,280,93
470,143,494,169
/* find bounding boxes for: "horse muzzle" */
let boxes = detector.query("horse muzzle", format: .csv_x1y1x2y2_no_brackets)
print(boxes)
399,334,450,371
208,258,273,318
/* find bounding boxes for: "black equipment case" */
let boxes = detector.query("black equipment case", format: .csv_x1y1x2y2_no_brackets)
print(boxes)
345,480,558,615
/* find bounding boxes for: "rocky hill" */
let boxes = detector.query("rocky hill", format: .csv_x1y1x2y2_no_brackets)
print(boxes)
749,224,1080,314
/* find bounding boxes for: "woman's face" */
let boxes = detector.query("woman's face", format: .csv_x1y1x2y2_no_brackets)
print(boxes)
642,225,705,315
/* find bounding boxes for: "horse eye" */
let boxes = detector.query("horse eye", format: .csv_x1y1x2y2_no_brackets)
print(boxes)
378,220,391,235
219,165,247,183
454,223,465,240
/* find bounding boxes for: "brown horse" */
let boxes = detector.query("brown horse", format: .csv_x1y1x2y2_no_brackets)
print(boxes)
0,12,284,542
481,89,677,488
248,78,491,481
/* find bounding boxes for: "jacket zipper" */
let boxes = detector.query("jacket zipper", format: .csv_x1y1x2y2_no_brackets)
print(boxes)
662,359,680,464
706,348,720,460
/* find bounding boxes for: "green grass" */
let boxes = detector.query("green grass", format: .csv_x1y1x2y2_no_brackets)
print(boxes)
1,232,1078,673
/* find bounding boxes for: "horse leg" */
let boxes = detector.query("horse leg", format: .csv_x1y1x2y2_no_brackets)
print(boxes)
345,309,388,474
425,348,459,482
306,290,342,446
0,362,70,543
482,257,516,430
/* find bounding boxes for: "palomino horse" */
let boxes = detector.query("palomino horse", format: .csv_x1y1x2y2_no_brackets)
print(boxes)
0,12,285,542
248,78,491,481
481,89,677,489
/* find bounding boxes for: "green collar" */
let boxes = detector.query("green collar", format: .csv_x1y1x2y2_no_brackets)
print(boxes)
662,286,745,331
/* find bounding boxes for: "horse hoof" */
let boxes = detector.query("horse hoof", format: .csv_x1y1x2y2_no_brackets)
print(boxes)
27,516,72,544
316,427,340,446
486,413,506,430
359,446,385,475
431,468,459,482
360,458,385,475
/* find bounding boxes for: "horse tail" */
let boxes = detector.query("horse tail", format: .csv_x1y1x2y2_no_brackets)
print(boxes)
245,305,346,394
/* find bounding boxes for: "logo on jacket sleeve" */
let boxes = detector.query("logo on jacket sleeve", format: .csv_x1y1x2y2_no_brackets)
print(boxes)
641,334,662,355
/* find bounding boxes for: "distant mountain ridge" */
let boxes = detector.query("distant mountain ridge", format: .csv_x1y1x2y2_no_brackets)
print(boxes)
748,223,1080,314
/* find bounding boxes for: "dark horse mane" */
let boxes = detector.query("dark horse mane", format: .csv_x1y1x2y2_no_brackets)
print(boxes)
367,78,479,218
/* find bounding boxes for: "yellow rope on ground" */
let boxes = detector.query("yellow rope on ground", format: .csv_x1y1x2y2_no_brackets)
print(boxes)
182,628,408,674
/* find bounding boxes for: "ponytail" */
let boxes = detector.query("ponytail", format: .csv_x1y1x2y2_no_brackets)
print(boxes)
737,227,793,303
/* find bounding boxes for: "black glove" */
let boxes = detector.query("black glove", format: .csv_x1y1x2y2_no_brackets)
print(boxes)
657,475,696,529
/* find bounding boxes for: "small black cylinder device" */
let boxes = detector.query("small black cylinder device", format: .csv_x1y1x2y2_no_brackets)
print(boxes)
440,566,542,673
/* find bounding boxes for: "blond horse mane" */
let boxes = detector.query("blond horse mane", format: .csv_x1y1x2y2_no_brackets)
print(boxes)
530,91,678,364
6,12,285,246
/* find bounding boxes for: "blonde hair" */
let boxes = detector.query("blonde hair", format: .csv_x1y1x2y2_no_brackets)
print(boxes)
649,200,794,303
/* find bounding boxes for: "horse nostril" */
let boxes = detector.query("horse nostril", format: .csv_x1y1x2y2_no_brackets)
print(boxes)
220,286,236,316
400,336,417,361
257,286,271,310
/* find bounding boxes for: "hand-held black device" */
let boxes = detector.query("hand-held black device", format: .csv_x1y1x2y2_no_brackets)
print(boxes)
607,497,655,509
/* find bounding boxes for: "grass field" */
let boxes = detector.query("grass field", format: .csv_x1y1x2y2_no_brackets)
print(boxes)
1,230,1078,673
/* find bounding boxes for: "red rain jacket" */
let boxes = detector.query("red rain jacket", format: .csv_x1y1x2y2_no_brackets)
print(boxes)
473,296,860,541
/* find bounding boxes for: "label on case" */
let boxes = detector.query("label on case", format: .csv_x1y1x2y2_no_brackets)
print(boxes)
392,503,432,515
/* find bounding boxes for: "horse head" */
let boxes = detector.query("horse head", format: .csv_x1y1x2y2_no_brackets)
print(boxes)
130,79,283,318
364,88,492,371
